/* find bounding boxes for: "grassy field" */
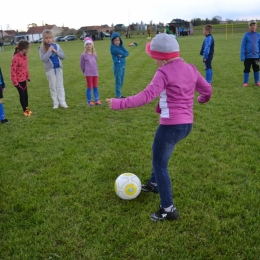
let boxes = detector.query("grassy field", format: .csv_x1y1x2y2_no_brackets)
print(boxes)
0,32,260,259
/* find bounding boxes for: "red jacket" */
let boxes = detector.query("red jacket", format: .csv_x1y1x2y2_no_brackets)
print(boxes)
10,52,30,86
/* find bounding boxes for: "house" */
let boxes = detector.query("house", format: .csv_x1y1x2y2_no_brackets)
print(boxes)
78,25,114,33
26,24,63,42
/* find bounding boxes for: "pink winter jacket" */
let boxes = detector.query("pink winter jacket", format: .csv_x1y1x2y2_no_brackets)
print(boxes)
112,58,212,125
10,52,30,86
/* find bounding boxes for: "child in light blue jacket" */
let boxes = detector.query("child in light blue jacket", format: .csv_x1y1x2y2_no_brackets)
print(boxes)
110,32,129,98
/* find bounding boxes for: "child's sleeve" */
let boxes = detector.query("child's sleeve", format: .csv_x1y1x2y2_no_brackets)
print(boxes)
110,45,125,56
240,35,246,61
195,70,212,103
26,60,30,81
56,45,65,60
39,47,53,63
202,36,213,59
112,70,165,110
121,46,129,57
80,54,85,74
10,56,19,86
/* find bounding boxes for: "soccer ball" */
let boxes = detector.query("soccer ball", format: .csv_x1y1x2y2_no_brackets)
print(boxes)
114,173,141,200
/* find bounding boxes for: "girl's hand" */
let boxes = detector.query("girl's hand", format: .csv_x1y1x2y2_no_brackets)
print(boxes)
106,98,113,109
49,45,55,52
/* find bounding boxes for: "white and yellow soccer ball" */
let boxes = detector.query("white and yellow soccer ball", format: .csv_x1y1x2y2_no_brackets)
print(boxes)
114,173,141,200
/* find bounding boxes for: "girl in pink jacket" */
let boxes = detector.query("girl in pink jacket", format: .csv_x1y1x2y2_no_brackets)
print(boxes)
106,33,212,222
10,40,31,116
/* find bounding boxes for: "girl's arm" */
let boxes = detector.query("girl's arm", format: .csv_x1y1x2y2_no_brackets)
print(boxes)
56,45,65,60
194,69,212,103
39,47,53,63
110,45,125,56
110,70,166,110
10,56,19,86
121,46,129,57
80,54,85,73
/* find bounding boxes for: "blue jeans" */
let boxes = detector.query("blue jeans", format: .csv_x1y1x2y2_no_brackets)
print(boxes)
113,66,125,98
149,124,192,208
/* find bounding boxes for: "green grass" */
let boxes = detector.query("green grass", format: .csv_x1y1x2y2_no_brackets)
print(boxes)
0,33,260,259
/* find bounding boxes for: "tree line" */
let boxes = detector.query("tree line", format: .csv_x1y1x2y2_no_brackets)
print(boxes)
191,16,233,26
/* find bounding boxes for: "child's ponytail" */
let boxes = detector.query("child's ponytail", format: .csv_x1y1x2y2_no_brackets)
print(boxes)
13,46,19,56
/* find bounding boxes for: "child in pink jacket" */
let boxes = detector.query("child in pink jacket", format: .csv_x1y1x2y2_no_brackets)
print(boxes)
10,40,31,116
106,33,212,222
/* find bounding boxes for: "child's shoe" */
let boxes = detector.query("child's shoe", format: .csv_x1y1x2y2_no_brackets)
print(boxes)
26,107,32,115
150,205,179,222
1,118,10,124
88,101,95,106
60,104,68,108
141,181,159,194
255,82,260,87
95,100,102,106
23,111,30,116
243,83,248,87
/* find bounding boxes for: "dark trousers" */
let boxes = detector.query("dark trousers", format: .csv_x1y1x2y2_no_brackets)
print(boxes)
244,58,259,73
16,81,28,111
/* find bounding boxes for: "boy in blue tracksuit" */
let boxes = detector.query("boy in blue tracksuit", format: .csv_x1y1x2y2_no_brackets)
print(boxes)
200,24,214,84
240,20,260,87
110,32,129,98
0,68,9,123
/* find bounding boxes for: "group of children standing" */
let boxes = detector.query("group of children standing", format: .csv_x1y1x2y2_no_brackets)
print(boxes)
0,29,129,122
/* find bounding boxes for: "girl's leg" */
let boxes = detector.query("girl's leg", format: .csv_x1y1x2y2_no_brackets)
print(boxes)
0,99,4,120
25,88,28,108
93,76,101,104
243,59,251,86
152,124,192,208
56,68,67,107
113,66,122,98
46,69,59,108
120,66,125,96
86,76,93,105
16,83,27,112
252,59,260,85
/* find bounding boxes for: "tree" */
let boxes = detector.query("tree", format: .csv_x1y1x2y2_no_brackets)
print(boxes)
27,23,37,28
191,18,203,26
213,16,222,22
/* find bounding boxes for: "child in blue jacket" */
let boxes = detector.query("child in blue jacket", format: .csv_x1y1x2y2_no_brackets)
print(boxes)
0,68,9,123
240,20,260,87
110,32,129,98
200,24,214,84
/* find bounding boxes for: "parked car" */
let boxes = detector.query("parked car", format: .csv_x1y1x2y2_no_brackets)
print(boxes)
103,32,110,37
62,35,77,41
55,36,64,42
31,38,42,43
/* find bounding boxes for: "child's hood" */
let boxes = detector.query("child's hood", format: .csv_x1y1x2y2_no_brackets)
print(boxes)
111,32,123,46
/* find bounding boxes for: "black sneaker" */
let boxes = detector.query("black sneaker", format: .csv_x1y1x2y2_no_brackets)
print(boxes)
150,205,179,222
121,96,126,98
141,181,159,194
1,118,10,124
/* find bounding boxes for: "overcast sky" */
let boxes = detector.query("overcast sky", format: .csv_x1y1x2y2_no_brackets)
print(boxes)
1,0,259,31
